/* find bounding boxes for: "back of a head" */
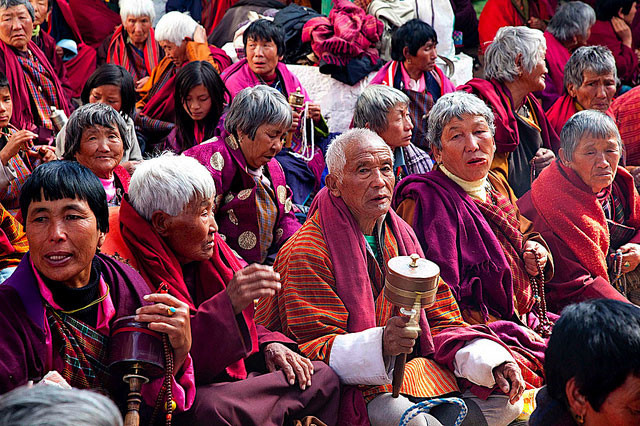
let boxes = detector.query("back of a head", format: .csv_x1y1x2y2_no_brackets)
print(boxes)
546,299,640,411
0,385,122,426
155,11,197,46
547,1,595,43
484,26,546,82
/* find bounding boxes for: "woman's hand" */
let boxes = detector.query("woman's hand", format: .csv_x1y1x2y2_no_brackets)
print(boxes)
619,243,640,273
527,17,546,31
226,264,281,315
290,109,301,132
532,148,555,175
135,76,150,92
135,293,192,373
264,342,314,390
0,130,37,165
27,145,57,163
307,103,322,123
612,16,633,48
523,240,549,276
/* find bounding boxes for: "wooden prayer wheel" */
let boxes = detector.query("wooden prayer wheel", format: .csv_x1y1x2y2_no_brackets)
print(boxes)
108,316,165,426
384,254,440,398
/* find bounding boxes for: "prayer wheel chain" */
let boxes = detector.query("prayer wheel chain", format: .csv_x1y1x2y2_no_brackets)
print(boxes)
529,250,552,338
150,284,175,426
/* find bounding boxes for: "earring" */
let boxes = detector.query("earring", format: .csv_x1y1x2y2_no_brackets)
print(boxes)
575,414,585,424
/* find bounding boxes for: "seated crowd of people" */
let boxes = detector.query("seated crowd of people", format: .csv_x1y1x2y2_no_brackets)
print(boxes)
1,0,640,424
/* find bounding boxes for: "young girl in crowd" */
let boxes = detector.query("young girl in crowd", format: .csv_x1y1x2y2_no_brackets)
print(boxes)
164,60,227,154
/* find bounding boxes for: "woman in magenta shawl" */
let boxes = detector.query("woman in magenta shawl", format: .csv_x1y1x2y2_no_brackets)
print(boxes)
369,19,455,153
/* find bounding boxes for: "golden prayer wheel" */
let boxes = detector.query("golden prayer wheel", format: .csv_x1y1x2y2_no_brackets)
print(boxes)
384,253,440,398
285,88,306,148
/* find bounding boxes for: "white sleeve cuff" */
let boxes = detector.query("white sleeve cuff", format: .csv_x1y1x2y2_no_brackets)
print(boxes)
0,163,16,189
453,338,514,388
329,327,395,385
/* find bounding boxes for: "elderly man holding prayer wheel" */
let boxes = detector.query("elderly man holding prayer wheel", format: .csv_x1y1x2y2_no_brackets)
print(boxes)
256,128,526,426
394,91,554,392
0,161,195,420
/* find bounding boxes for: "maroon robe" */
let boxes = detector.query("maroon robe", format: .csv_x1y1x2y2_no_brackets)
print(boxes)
540,31,570,111
588,20,638,85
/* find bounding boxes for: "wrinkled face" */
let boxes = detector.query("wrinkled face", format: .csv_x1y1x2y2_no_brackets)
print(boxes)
331,139,395,225
0,86,12,128
26,196,105,289
245,36,281,79
89,84,123,112
568,70,616,113
433,114,496,182
377,103,413,149
183,84,212,122
0,5,34,51
123,14,151,47
238,123,288,169
159,40,188,67
583,375,640,426
161,196,217,264
562,134,621,193
29,0,47,26
74,124,124,179
405,39,438,73
520,51,547,93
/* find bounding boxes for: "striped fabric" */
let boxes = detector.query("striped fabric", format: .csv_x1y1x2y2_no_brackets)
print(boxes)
253,174,278,263
15,52,62,130
46,308,111,394
0,204,28,270
403,144,434,176
0,128,33,213
256,210,464,401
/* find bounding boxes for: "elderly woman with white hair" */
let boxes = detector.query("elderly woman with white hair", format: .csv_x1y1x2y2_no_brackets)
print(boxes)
519,110,638,312
394,91,554,392
135,10,230,137
118,152,340,425
546,46,617,136
184,85,301,266
460,26,560,198
98,0,161,90
541,1,596,109
352,85,433,182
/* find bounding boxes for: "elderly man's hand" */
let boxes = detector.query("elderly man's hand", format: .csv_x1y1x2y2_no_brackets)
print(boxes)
532,148,555,175
382,316,418,356
264,342,314,390
493,361,525,404
136,293,192,372
226,264,281,315
522,240,549,277
619,243,640,273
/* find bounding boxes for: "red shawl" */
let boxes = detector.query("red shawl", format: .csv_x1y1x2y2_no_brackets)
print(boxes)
458,78,561,153
107,25,159,80
119,197,257,379
530,160,640,283
546,94,615,137
612,86,640,165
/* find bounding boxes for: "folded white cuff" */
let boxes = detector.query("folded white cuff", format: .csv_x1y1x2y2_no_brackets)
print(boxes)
453,338,514,388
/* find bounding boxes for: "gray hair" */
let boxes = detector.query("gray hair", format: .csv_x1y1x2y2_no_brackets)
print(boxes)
560,110,622,162
0,385,122,426
224,85,292,140
129,152,215,220
0,0,34,20
326,128,391,180
563,45,617,91
427,91,496,150
352,85,410,133
155,11,198,46
484,26,546,82
119,0,155,24
62,103,130,161
547,1,595,43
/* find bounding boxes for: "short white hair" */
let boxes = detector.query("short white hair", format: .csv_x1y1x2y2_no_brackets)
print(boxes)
119,0,155,24
326,128,391,180
128,152,215,221
154,11,198,46
484,26,546,83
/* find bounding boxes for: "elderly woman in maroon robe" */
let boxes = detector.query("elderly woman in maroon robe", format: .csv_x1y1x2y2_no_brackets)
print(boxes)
222,19,327,207
0,0,71,145
546,46,617,136
184,85,301,266
0,161,196,420
118,153,340,425
459,26,560,198
519,110,639,312
540,1,595,110
393,91,554,390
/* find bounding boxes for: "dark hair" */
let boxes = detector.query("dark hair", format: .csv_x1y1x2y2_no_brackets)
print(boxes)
546,299,640,411
595,0,636,21
81,64,136,118
174,61,227,152
62,103,130,161
19,161,109,233
391,19,438,62
0,71,8,90
243,19,285,57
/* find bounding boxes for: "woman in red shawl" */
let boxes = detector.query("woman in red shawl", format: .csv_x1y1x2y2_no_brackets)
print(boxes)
518,110,639,312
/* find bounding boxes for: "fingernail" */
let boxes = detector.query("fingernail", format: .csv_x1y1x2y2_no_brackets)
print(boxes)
143,295,150,300
289,379,295,385
135,308,140,314
301,384,306,390
134,315,141,321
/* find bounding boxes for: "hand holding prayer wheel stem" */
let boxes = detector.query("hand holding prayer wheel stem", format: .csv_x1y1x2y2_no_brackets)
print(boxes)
226,264,281,315
382,316,418,357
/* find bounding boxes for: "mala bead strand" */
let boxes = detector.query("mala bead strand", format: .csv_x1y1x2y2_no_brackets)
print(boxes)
528,249,552,338
149,283,175,426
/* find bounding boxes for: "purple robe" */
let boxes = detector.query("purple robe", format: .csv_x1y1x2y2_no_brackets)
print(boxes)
183,135,301,265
